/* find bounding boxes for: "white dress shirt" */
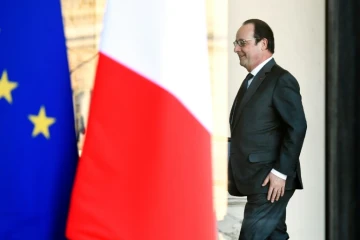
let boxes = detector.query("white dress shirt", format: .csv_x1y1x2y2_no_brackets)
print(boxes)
246,56,287,180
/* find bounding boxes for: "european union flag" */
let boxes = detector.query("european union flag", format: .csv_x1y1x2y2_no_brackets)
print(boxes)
0,1,78,239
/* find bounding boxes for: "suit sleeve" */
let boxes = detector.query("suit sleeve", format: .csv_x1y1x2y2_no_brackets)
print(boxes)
273,72,307,176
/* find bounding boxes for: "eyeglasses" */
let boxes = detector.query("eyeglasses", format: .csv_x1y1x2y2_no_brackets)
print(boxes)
233,38,258,47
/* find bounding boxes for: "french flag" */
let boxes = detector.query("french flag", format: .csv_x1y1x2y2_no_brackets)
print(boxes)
66,0,215,239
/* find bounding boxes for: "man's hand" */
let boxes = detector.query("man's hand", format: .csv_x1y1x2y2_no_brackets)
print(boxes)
262,172,286,203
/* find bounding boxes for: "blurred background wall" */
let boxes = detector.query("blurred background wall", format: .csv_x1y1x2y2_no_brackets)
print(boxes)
61,0,105,149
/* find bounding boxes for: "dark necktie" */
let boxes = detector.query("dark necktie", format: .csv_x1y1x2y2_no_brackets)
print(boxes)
230,73,253,125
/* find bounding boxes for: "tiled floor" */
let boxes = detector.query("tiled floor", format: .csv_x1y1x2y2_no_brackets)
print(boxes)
217,196,246,240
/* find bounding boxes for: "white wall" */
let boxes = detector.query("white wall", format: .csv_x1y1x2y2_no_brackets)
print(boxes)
206,0,229,221
228,1,325,239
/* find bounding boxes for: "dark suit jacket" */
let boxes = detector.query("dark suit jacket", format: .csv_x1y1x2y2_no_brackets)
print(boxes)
228,59,307,196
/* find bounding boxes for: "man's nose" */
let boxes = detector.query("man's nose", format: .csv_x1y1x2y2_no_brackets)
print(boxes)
234,44,241,52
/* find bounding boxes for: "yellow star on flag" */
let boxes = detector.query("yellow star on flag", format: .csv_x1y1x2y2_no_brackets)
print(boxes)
28,106,56,139
0,70,18,104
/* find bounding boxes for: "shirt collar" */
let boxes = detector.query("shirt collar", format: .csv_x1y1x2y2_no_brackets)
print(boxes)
250,56,273,77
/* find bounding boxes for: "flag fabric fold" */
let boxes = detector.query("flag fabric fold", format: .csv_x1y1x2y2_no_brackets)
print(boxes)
66,0,216,239
0,1,78,239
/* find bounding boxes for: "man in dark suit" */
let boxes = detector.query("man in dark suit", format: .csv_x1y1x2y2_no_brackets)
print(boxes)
228,19,307,240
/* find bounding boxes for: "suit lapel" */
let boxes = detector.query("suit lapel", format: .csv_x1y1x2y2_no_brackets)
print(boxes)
231,59,276,131
229,78,248,125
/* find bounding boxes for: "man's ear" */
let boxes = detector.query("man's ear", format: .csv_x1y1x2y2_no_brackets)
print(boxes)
261,38,269,51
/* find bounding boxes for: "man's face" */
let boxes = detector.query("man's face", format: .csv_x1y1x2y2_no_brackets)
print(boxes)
234,24,263,72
